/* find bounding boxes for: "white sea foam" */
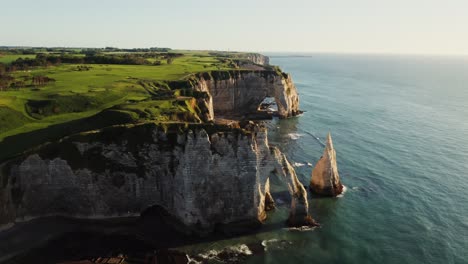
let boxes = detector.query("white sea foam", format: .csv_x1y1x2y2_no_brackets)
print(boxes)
307,162,313,167
261,239,279,247
230,244,253,255
261,239,279,251
288,133,304,140
194,244,253,262
337,185,348,198
293,162,306,167
197,249,219,260
287,225,318,232
186,255,202,264
261,239,293,251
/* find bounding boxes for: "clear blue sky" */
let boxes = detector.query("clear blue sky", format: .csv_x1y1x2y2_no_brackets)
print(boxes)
1,0,467,55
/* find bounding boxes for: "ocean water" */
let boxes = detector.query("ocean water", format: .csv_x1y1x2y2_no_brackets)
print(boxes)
184,54,468,264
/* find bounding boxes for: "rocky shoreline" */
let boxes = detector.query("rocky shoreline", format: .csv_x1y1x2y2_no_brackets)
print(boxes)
1,201,318,264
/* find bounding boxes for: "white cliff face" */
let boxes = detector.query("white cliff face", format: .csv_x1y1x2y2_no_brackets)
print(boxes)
245,53,270,65
310,133,344,196
193,71,300,120
0,123,313,234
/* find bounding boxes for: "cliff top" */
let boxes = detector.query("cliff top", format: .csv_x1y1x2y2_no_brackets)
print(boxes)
0,48,284,161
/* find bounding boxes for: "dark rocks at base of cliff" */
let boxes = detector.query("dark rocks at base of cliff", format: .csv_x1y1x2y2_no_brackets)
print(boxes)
51,239,285,264
287,215,320,229
0,190,317,264
50,236,298,264
310,184,344,197
286,204,320,228
0,209,189,264
0,204,264,263
264,192,275,212
0,216,258,264
221,109,303,122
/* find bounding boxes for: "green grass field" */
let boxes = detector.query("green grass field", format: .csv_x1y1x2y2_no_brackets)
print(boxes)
0,54,37,64
0,50,261,161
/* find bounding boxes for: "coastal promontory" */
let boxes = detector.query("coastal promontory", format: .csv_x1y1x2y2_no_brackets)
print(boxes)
0,48,311,239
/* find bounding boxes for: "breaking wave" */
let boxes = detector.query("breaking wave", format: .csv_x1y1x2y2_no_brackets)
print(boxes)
190,244,252,263
261,239,293,251
337,185,348,198
287,225,318,232
288,133,304,140
293,162,306,167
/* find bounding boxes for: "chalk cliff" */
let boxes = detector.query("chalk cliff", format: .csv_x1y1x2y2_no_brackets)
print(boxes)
0,53,314,238
310,133,344,196
193,70,300,119
245,53,270,65
0,123,313,234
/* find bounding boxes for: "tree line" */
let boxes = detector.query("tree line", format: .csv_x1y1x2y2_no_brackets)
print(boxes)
0,46,172,55
4,53,184,71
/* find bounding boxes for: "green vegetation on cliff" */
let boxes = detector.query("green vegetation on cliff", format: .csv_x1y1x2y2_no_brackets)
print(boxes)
0,47,271,161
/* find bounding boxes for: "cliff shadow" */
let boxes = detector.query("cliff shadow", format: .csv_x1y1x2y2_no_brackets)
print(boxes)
0,205,295,264
0,109,135,163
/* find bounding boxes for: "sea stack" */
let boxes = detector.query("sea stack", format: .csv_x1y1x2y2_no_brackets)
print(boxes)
310,132,344,196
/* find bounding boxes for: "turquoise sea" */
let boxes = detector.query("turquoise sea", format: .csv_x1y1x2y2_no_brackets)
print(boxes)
185,54,468,264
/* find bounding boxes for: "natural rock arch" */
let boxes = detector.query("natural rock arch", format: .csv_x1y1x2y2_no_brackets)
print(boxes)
194,71,300,120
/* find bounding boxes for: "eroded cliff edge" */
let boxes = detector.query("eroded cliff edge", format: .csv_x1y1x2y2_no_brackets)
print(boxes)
166,69,300,122
0,123,312,234
194,70,300,119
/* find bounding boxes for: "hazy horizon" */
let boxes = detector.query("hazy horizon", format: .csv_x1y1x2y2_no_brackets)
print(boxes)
2,46,468,57
2,0,468,56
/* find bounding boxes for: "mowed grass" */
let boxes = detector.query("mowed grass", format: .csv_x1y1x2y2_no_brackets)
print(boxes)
1,64,139,141
0,51,243,160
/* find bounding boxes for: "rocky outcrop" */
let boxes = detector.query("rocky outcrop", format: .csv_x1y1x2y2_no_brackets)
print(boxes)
0,123,314,234
193,71,300,119
310,133,344,196
245,53,269,65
